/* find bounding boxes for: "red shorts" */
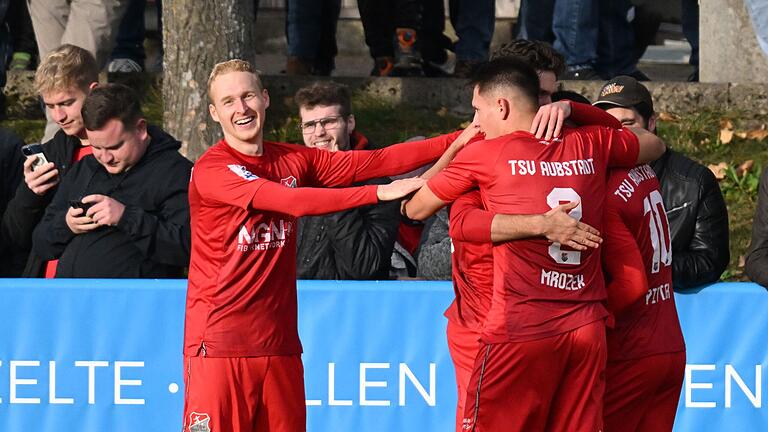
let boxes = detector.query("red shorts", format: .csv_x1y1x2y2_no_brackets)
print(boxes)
604,351,686,432
462,320,607,432
182,355,306,432
446,321,483,432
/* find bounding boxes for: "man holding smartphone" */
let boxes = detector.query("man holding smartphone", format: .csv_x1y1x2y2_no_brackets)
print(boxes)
0,44,99,277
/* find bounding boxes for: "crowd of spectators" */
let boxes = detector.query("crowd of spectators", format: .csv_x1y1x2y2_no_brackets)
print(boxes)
0,1,762,295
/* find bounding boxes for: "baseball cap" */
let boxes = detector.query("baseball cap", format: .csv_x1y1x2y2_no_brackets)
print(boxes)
593,75,654,114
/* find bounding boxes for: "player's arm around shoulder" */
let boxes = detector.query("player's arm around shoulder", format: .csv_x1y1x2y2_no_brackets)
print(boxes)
626,126,665,164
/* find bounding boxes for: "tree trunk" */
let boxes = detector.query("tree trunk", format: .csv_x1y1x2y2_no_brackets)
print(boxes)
163,1,256,160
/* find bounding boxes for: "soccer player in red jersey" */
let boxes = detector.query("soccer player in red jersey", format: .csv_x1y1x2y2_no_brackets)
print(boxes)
182,59,472,432
602,165,686,432
404,57,665,431
435,100,624,431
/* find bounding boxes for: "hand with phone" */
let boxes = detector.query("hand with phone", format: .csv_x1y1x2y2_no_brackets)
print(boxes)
65,202,99,234
21,144,59,196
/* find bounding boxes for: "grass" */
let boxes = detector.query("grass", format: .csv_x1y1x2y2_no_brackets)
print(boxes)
3,87,764,281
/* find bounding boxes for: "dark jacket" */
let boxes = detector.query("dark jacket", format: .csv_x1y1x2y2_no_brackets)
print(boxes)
1,129,83,277
745,168,768,288
31,126,192,278
0,128,25,276
650,149,730,290
296,132,400,280
296,174,400,280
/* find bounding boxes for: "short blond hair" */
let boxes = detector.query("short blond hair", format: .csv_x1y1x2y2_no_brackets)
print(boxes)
35,44,99,96
207,59,263,100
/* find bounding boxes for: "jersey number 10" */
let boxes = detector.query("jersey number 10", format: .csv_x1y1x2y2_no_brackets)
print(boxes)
643,190,672,273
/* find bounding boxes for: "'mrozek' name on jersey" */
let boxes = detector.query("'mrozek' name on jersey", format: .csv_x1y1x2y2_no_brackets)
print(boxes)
508,158,595,177
237,220,292,251
541,269,585,291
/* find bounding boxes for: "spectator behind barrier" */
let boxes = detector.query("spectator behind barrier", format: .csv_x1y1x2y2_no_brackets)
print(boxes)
745,169,768,289
31,84,192,278
0,127,25,276
0,44,99,277
293,81,400,280
594,76,730,290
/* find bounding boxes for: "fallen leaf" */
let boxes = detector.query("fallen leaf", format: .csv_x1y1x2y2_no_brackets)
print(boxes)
657,112,678,122
747,129,768,141
436,107,448,117
735,131,748,139
720,128,734,144
720,119,734,130
737,160,754,176
708,162,728,180
739,255,746,268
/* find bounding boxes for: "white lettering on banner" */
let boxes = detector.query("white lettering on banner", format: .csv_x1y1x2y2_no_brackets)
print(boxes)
725,364,762,408
49,361,74,404
328,363,352,406
399,363,436,406
685,364,763,408
360,363,390,406
114,362,145,405
305,362,436,407
0,360,144,405
11,360,40,404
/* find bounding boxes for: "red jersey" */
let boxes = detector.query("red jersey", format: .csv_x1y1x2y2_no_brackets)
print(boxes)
603,165,685,361
185,135,455,357
428,125,639,343
444,191,494,331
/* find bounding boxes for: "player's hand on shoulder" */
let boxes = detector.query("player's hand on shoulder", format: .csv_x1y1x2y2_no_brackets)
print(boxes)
531,101,571,141
541,200,602,250
23,157,60,196
377,177,425,201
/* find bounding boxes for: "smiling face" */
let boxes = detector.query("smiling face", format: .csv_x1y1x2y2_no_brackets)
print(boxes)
87,118,149,174
42,86,89,139
298,104,354,152
208,71,270,151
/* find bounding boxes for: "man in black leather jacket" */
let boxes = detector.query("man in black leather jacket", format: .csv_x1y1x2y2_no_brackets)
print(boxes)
594,76,729,290
293,81,399,280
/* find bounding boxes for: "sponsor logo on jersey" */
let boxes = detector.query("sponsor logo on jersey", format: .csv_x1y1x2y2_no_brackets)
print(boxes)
188,412,211,432
600,83,625,97
227,164,260,181
281,175,297,188
237,220,293,251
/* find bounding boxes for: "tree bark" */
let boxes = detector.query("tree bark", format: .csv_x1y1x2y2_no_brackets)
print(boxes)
163,1,256,160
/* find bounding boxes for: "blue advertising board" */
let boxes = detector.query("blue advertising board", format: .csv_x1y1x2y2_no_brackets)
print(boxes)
0,280,765,431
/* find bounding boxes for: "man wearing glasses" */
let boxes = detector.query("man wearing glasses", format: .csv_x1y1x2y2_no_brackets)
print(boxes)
293,81,400,280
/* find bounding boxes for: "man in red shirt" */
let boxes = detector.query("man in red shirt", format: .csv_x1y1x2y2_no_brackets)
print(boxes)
404,57,665,431
601,165,686,432
182,59,470,432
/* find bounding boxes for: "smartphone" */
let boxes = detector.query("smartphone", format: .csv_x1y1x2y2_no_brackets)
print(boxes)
69,199,93,213
21,143,49,170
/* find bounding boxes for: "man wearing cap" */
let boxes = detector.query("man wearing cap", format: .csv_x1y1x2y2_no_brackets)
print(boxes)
594,75,730,291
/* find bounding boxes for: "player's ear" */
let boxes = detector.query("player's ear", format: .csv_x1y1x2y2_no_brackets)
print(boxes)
498,98,511,121
209,103,220,123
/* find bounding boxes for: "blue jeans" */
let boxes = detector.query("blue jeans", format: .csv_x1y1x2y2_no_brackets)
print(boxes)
552,0,635,77
111,0,146,63
286,0,340,74
517,0,555,44
449,0,494,62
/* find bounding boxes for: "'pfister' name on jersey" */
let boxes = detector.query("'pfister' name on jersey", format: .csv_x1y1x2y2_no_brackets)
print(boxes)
237,220,293,252
508,158,595,177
